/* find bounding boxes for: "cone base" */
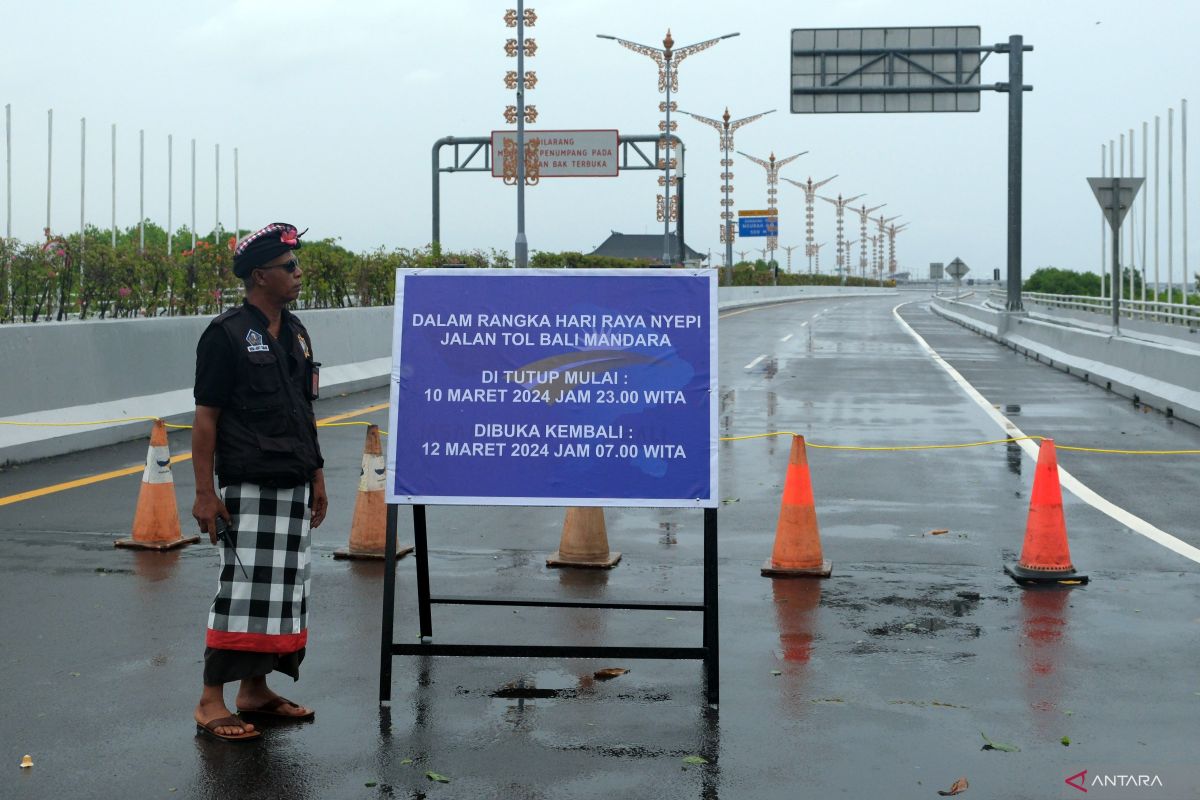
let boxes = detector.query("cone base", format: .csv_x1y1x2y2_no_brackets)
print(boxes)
761,558,832,578
115,535,200,551
333,544,414,562
546,550,622,569
1004,563,1089,586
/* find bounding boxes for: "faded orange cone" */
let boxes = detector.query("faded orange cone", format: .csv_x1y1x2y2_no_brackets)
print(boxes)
335,425,413,561
762,435,831,577
1005,438,1088,585
115,419,199,551
547,507,621,569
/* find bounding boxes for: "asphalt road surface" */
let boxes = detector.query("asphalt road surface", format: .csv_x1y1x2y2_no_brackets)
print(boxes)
2,294,1198,799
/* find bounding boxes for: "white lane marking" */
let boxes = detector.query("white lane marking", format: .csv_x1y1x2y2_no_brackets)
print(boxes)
891,301,1200,566
744,354,766,370
800,321,809,327
780,333,794,342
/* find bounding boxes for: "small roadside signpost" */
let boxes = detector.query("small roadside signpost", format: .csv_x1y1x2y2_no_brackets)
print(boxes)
946,257,969,298
737,209,779,238
1088,177,1145,331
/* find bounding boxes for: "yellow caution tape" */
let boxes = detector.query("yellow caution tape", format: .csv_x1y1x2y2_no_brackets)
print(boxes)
0,415,188,429
318,421,390,435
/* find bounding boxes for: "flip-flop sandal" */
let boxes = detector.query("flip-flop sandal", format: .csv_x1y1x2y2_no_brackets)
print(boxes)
196,715,261,742
236,696,315,721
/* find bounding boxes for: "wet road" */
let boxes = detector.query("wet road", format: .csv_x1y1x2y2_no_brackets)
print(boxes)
2,294,1199,799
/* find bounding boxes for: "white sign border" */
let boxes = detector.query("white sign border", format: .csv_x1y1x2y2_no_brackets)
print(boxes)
385,268,718,508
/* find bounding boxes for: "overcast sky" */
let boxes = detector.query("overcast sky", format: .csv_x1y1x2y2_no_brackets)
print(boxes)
3,0,1198,278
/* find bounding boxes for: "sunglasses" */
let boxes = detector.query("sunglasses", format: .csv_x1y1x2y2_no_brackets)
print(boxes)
264,257,300,273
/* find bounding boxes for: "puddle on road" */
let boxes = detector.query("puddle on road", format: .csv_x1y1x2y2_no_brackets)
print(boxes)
867,616,979,637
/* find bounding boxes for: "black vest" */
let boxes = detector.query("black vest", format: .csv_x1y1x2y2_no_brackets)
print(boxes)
209,303,323,487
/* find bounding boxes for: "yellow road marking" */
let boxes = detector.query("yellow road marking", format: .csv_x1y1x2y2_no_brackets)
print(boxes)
0,402,391,508
317,402,389,425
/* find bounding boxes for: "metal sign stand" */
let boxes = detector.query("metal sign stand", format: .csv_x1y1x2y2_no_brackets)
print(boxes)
790,28,1033,310
1087,176,1145,332
379,504,721,706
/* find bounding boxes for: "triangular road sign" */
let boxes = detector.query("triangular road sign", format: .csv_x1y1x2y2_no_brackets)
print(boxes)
1088,177,1145,229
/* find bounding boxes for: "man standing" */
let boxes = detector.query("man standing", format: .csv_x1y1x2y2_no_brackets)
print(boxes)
191,222,328,742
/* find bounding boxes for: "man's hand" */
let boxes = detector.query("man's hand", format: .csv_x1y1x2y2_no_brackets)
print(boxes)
193,490,232,545
310,470,329,529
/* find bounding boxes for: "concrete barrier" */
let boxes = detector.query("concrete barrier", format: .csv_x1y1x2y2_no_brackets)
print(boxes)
931,295,1200,427
0,287,894,465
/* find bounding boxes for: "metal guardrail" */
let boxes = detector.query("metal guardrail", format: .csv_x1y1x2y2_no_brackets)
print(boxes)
987,289,1200,328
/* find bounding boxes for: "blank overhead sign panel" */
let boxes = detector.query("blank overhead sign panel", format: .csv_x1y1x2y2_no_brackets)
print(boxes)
791,27,982,113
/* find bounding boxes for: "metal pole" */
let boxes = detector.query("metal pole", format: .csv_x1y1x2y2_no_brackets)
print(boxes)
514,0,528,268
110,123,116,248
167,134,173,256
1155,117,1160,302
1128,130,1134,301
190,138,196,251
1119,132,1124,300
4,103,9,315
431,140,442,248
1112,177,1121,331
1101,143,1107,299
46,109,52,235
663,58,673,264
4,104,10,240
214,143,220,245
1182,98,1188,305
139,129,144,253
702,506,719,706
1168,108,1174,303
1005,34,1024,311
723,132,732,283
233,147,239,243
1109,139,1115,298
80,118,85,286
677,170,685,263
379,503,398,703
1142,120,1148,303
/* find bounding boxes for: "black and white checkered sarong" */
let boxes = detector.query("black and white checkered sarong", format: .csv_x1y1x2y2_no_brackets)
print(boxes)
205,483,311,654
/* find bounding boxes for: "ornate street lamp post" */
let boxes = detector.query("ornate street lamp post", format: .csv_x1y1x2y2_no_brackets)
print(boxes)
504,3,539,267
598,29,738,264
851,202,886,280
818,192,864,285
737,150,805,283
678,106,773,283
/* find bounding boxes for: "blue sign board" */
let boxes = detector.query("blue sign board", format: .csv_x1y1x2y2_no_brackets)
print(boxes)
738,216,779,237
386,269,718,507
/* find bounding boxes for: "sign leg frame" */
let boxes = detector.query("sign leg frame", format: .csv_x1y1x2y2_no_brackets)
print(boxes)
378,504,720,707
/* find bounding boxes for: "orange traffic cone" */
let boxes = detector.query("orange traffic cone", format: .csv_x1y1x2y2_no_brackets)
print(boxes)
762,435,831,577
115,420,199,551
547,507,621,569
335,425,413,561
1005,439,1089,585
